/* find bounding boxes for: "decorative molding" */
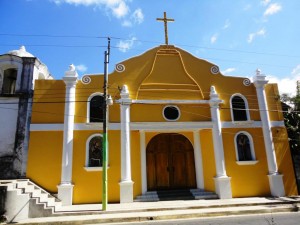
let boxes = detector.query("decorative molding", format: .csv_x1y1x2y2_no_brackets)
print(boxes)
81,75,91,84
131,99,210,104
115,64,125,73
30,121,285,131
130,122,213,131
236,160,258,165
84,166,110,172
211,65,220,74
243,78,251,86
84,167,103,171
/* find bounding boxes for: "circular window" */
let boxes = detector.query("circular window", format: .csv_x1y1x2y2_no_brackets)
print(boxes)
163,105,180,121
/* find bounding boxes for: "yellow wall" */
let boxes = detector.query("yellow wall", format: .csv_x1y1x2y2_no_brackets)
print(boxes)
223,128,270,197
32,80,65,124
27,131,63,192
200,129,216,192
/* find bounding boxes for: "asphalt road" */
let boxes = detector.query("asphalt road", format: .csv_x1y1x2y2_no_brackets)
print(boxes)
104,212,300,225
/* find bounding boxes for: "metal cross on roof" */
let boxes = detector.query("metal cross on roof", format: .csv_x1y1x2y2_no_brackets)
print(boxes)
156,12,174,45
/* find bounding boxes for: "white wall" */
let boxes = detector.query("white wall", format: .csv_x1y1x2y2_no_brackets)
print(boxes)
0,98,19,156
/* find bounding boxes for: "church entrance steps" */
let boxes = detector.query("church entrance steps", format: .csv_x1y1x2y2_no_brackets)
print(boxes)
0,179,62,221
134,189,218,202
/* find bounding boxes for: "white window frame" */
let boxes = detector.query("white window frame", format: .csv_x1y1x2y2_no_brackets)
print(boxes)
84,133,105,171
0,61,22,94
230,94,251,122
234,131,258,165
87,92,104,123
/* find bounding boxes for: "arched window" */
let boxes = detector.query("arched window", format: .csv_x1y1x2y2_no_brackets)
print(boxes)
231,94,249,121
88,94,104,123
1,69,17,94
86,135,103,167
234,132,256,162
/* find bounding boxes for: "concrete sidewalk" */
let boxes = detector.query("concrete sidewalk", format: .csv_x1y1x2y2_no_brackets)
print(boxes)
6,197,300,224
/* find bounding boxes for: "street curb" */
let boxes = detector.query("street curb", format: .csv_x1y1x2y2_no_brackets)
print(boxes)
11,203,300,224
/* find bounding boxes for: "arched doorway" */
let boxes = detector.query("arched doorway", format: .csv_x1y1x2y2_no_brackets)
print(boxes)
146,133,196,191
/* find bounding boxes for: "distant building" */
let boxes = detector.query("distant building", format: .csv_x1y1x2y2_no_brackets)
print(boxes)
26,45,297,205
0,46,53,178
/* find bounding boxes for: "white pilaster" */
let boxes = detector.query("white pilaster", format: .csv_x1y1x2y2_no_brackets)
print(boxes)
253,69,285,197
140,130,147,194
193,130,204,189
119,85,134,203
209,86,232,199
58,64,77,206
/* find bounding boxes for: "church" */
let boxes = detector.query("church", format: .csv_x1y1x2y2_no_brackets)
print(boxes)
26,14,297,206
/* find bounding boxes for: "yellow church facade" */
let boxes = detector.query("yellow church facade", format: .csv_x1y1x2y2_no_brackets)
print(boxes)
27,45,297,205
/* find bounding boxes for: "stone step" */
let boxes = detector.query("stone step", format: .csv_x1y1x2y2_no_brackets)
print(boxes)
135,189,218,202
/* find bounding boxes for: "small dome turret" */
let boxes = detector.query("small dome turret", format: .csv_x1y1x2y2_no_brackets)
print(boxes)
7,46,34,57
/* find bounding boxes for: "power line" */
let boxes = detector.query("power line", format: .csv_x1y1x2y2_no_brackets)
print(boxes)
1,33,299,59
0,33,109,39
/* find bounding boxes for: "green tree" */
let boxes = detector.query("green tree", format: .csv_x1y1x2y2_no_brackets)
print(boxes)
282,81,300,192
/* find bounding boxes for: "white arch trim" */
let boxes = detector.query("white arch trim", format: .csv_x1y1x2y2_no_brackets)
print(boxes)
234,131,258,165
230,93,251,122
84,133,105,171
86,92,104,123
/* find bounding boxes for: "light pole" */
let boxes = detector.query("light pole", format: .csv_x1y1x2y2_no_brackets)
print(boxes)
102,37,110,211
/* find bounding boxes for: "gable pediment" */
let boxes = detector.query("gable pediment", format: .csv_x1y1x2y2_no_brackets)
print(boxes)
137,47,204,100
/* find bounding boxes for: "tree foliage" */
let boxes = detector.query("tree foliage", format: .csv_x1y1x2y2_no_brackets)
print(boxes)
281,85,300,154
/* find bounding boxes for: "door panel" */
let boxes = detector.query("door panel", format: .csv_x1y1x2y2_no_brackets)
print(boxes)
171,151,186,188
155,152,169,188
146,153,156,190
186,151,197,187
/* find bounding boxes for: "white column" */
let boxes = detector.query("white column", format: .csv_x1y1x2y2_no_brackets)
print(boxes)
57,64,78,206
209,86,232,199
119,85,134,203
140,130,147,194
193,130,204,189
253,69,285,197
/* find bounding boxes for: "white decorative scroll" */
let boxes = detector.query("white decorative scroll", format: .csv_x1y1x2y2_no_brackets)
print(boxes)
81,75,91,84
211,65,219,74
243,78,251,86
115,64,125,73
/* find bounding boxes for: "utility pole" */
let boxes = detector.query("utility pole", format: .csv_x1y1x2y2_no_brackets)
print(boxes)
102,37,110,211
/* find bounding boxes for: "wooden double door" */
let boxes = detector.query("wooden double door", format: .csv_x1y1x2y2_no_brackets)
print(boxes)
146,133,197,191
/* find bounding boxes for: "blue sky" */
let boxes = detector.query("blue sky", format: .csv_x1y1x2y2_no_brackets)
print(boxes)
0,0,299,95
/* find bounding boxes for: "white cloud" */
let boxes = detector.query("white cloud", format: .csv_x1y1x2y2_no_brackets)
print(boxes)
51,0,145,26
74,64,88,73
111,1,129,18
221,68,236,75
116,37,136,52
247,28,266,43
131,8,144,24
268,64,300,96
121,20,132,27
51,0,130,18
210,33,218,44
261,0,271,6
121,8,144,27
222,19,230,30
264,3,282,16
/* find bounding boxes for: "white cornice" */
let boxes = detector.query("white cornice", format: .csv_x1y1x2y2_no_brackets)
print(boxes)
30,120,285,131
131,99,210,104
